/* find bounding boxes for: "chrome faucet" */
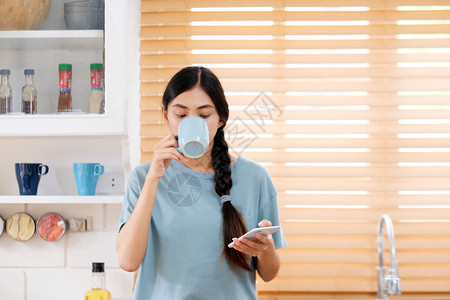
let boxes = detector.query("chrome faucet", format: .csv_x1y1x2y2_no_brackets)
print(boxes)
377,214,401,300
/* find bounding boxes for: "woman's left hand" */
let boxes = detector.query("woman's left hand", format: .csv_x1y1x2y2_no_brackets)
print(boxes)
230,219,275,257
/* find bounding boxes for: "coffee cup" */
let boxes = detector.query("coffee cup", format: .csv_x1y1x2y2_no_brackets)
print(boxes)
73,163,104,195
175,116,209,158
15,163,49,195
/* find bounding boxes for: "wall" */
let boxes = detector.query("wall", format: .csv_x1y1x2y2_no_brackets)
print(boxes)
0,137,134,299
0,203,133,299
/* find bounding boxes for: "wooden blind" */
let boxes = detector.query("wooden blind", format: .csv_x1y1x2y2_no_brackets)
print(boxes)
139,0,450,295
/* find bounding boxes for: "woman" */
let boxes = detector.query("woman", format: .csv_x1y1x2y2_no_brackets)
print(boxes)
117,66,286,299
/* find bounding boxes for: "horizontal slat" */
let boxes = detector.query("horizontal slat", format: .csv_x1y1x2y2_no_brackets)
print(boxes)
279,208,450,220
274,178,450,191
258,276,450,292
141,107,450,121
279,263,450,277
141,64,450,79
141,79,450,94
244,151,450,162
141,24,450,38
141,39,450,51
280,248,450,264
142,0,450,11
284,235,450,250
280,222,450,235
141,11,450,24
278,194,450,206
140,94,450,108
258,277,376,292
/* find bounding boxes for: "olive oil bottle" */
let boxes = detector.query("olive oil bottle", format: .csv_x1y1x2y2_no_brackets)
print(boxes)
85,262,111,300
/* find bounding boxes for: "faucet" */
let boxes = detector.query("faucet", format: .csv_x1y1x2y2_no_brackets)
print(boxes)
376,214,401,300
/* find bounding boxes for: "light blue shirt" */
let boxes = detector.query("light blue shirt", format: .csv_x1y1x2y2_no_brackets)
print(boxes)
119,156,287,300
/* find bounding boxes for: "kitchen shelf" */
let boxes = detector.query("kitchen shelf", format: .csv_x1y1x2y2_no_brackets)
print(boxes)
0,195,124,204
0,0,127,136
0,30,104,50
0,113,122,136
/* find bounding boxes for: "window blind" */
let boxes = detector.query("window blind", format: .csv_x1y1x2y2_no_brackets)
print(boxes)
139,0,450,295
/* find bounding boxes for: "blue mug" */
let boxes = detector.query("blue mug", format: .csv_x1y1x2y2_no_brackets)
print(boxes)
73,163,104,195
15,163,49,195
175,117,209,158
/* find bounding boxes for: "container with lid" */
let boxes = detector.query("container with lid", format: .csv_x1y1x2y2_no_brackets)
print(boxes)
85,262,111,300
57,64,72,112
6,212,35,242
89,63,104,114
0,69,13,114
37,212,66,241
0,215,4,237
22,69,38,114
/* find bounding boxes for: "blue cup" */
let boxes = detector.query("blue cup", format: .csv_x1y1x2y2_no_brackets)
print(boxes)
175,117,209,158
15,163,49,195
73,163,104,195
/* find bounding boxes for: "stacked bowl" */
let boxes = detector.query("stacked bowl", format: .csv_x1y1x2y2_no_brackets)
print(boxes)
64,0,104,30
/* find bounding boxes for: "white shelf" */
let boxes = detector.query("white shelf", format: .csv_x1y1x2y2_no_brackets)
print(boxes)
0,1,127,136
0,113,123,136
0,30,104,50
0,195,123,204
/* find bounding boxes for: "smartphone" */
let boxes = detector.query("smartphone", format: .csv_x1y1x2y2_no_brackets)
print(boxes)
228,225,280,248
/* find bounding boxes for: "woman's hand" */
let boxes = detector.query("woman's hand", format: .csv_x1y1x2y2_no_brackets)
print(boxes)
230,219,276,257
148,133,187,180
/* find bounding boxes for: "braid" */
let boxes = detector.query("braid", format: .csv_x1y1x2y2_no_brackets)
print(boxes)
212,127,253,272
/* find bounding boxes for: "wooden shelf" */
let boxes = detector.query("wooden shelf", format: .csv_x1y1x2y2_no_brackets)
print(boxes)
0,195,123,204
0,30,103,50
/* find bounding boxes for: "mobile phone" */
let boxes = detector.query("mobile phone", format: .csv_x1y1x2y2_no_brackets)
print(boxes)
228,225,280,248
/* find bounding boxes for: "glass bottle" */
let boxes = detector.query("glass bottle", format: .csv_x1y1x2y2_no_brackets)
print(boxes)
22,69,38,114
57,64,72,112
89,63,104,114
85,262,111,300
0,69,13,114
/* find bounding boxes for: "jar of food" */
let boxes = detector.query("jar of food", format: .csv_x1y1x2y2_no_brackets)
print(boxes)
6,212,36,242
57,64,72,112
37,212,66,242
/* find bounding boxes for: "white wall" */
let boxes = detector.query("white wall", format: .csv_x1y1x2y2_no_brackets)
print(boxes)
0,137,135,299
0,203,134,299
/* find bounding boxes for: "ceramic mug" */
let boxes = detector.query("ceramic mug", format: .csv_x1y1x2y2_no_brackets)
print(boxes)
73,163,104,195
175,116,209,158
15,163,49,195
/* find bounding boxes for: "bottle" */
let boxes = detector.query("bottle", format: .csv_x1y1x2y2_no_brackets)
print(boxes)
89,63,104,114
85,262,111,300
22,69,38,114
0,69,13,114
57,64,72,112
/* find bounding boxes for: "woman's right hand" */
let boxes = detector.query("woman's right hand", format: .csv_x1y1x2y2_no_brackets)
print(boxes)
147,133,187,180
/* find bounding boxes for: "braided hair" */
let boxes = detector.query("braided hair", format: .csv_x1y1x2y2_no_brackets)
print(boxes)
162,66,252,272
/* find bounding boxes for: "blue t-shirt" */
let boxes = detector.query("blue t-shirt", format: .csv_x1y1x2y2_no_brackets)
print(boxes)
119,156,287,300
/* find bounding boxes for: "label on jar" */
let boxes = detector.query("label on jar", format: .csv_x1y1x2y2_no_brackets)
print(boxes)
59,70,72,91
91,69,103,90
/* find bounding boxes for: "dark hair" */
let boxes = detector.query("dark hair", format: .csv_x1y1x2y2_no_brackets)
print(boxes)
162,66,252,272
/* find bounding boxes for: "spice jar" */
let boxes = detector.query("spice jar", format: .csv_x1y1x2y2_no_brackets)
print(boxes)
89,63,104,114
57,64,72,112
0,69,13,114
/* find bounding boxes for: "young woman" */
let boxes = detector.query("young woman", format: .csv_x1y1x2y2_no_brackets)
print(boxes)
117,66,286,299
